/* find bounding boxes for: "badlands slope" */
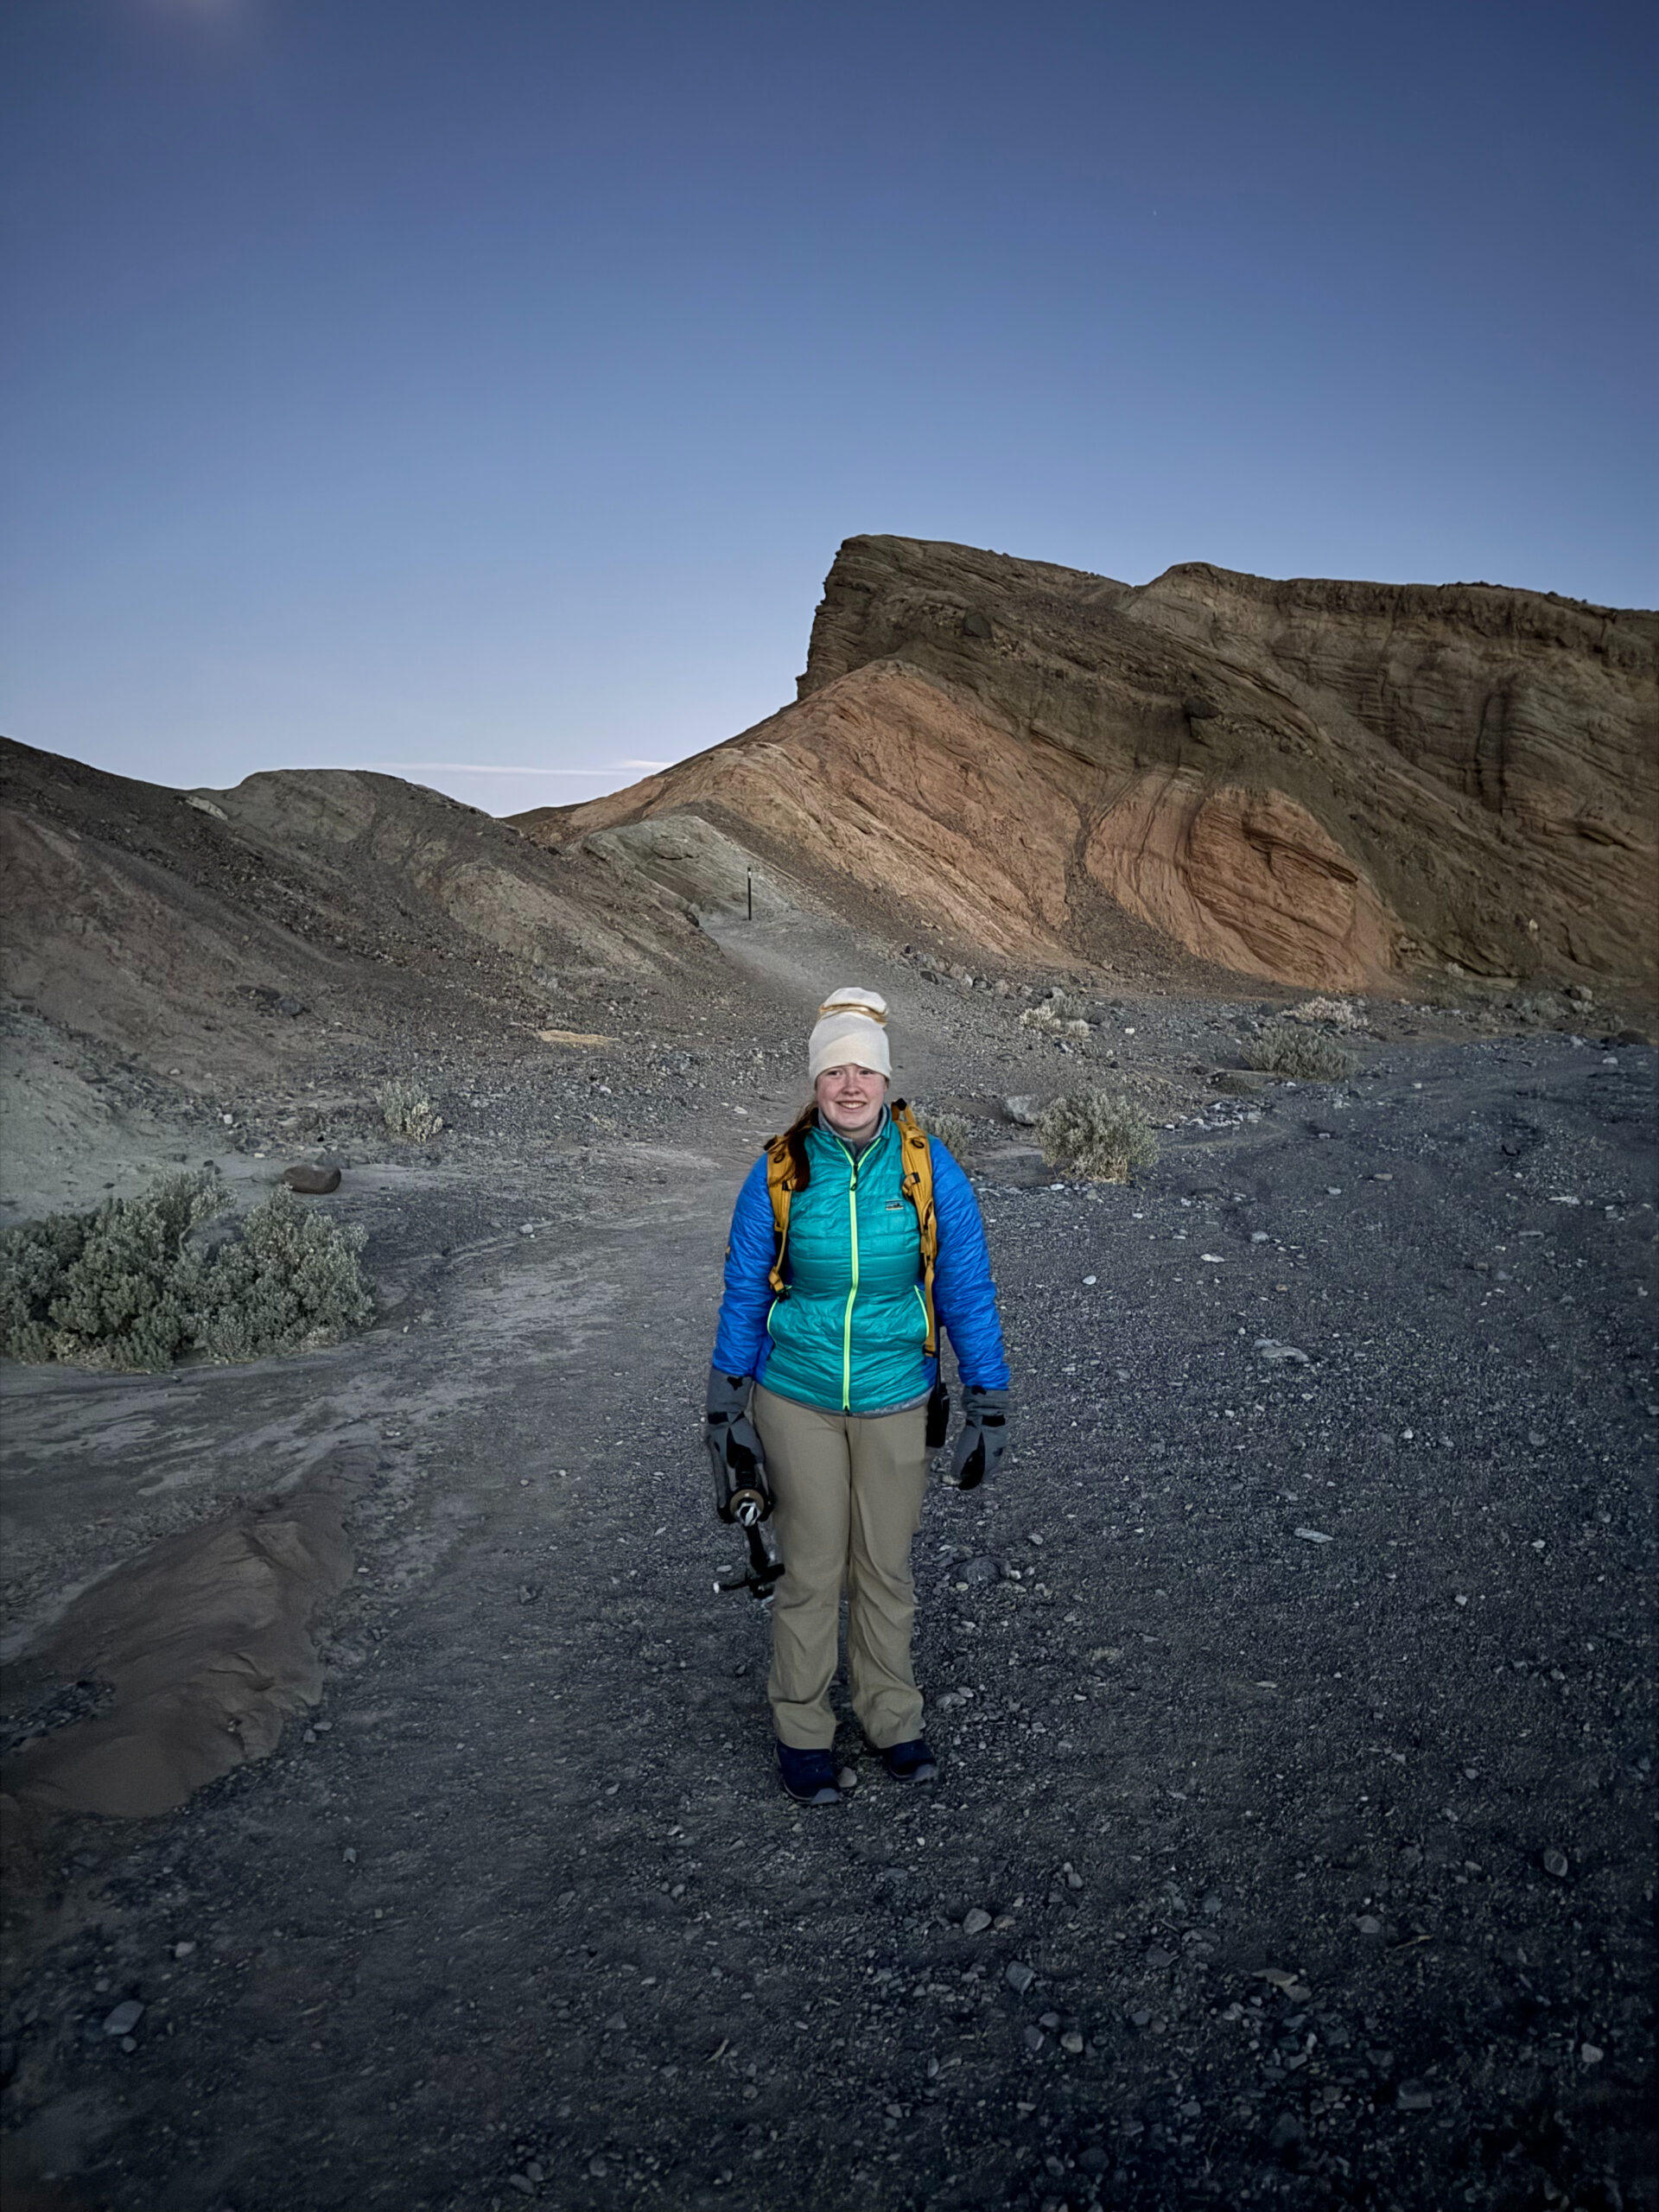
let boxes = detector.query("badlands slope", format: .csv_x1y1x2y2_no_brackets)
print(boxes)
0,737,726,1091
515,536,1658,999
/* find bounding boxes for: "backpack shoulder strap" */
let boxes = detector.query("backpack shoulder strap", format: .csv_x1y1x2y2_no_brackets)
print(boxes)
890,1102,938,1355
764,1135,798,1295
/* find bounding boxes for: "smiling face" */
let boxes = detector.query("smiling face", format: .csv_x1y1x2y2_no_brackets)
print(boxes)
814,1064,888,1146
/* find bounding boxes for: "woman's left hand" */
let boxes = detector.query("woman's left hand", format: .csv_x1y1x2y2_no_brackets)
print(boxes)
948,1387,1009,1489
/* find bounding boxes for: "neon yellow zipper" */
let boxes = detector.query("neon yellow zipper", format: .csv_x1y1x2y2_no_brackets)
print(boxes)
841,1137,859,1410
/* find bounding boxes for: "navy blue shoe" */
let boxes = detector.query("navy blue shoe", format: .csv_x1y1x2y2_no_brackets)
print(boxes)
881,1738,938,1783
778,1743,842,1805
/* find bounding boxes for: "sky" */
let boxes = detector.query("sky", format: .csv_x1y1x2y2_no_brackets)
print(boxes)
3,0,1653,819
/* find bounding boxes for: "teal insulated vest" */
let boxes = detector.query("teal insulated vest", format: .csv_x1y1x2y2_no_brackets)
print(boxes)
761,1115,930,1414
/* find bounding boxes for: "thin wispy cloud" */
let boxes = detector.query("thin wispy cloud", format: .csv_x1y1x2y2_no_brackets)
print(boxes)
354,760,671,777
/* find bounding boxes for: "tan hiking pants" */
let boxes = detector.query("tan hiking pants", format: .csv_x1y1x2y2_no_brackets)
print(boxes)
753,1382,931,1751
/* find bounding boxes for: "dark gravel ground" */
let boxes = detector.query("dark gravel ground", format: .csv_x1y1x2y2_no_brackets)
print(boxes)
1,962,1655,2212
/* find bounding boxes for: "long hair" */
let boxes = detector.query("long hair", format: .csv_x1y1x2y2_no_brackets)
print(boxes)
776,1102,818,1191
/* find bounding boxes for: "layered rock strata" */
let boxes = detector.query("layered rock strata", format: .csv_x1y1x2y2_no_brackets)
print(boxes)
518,537,1656,994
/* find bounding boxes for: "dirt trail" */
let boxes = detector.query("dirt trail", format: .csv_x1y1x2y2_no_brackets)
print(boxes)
1,995,1655,2212
702,909,985,1107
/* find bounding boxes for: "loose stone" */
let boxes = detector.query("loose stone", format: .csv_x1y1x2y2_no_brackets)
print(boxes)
283,1163,341,1194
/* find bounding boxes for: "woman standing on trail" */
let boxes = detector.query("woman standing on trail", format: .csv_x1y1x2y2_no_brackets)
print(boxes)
704,988,1011,1805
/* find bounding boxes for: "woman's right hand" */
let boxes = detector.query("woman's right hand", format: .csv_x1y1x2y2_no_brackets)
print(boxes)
706,1367,772,1522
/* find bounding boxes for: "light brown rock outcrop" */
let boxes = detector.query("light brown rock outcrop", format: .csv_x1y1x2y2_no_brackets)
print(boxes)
518,536,1656,995
532,661,1097,960
1084,770,1397,990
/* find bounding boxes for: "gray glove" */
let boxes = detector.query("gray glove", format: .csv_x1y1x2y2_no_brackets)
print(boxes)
705,1367,772,1524
947,1387,1009,1491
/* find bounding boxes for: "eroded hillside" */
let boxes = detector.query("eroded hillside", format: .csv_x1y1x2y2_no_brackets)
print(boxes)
0,739,723,1089
516,536,1657,997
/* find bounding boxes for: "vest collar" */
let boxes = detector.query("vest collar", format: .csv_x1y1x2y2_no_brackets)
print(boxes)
810,1106,896,1170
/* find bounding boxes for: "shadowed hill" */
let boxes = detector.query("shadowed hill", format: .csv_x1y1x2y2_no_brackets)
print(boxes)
0,739,722,1085
514,536,1657,996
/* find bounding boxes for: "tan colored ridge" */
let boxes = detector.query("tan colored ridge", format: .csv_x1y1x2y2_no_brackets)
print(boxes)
513,534,1657,997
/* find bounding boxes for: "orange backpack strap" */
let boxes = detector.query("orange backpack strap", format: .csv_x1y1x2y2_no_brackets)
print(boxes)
891,1102,938,1355
765,1135,798,1295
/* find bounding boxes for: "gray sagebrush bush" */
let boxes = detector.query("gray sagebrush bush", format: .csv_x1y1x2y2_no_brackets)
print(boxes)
377,1077,443,1141
1286,995,1367,1033
192,1189,372,1362
0,1171,226,1369
0,1208,92,1365
0,1171,372,1371
1036,1090,1158,1183
913,1106,974,1161
1246,1020,1358,1082
1020,990,1092,1037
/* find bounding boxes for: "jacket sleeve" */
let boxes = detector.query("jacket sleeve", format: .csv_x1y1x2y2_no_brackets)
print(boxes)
929,1141,1011,1393
710,1153,779,1381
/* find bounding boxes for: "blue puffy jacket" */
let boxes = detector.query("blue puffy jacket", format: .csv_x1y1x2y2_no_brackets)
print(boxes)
712,1110,1010,1414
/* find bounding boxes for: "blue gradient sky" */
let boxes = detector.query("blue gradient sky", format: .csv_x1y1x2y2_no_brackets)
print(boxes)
3,0,1653,817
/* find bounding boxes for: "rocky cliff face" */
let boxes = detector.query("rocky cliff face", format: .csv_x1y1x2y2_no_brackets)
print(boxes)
519,536,1656,995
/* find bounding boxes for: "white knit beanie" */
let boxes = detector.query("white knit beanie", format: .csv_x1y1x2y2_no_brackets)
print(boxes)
808,988,892,1081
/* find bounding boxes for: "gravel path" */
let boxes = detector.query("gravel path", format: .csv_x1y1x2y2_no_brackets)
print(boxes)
1,972,1654,2212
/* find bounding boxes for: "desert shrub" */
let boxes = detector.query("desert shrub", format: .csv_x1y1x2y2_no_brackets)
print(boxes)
192,1190,372,1361
1020,990,1092,1035
1286,995,1367,1033
0,1172,226,1369
0,1210,94,1364
1246,1021,1358,1081
913,1106,974,1161
0,1173,372,1371
1036,1090,1158,1183
378,1077,443,1141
